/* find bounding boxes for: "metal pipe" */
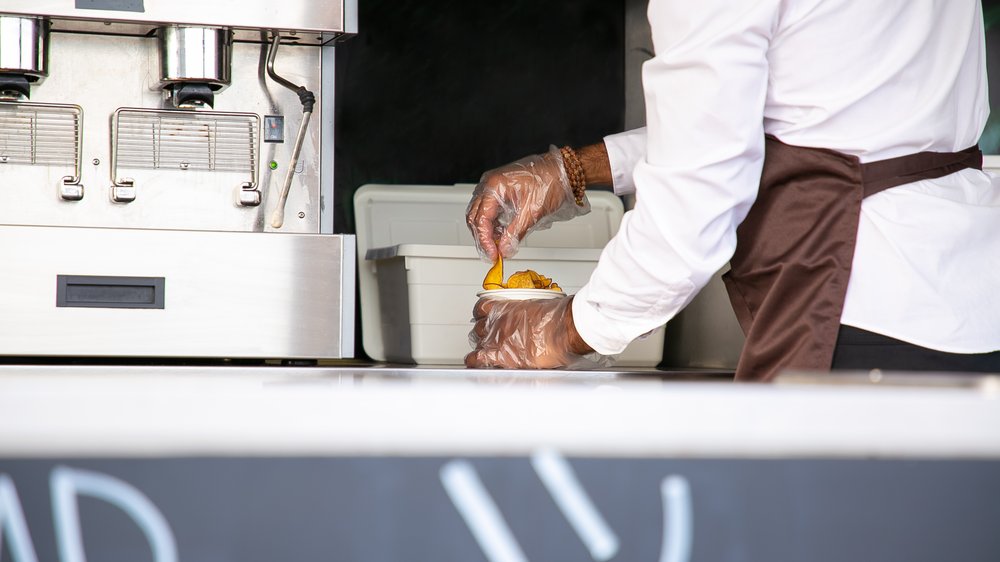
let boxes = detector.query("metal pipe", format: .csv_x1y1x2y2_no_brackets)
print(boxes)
265,34,315,229
266,35,300,92
271,109,312,228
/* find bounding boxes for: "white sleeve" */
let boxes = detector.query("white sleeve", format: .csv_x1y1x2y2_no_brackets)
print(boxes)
573,0,778,355
603,128,647,196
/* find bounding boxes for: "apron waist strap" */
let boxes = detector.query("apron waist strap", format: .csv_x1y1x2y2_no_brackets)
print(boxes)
861,145,983,198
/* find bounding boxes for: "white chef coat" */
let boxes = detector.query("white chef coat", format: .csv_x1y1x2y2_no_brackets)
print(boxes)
573,0,1000,356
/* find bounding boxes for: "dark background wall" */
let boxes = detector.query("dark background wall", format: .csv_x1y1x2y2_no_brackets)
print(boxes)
334,0,626,234
981,0,1000,153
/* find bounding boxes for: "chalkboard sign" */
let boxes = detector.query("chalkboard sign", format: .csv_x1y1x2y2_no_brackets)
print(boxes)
2,455,999,562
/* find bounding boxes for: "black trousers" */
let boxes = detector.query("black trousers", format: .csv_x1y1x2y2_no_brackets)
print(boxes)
831,325,1000,373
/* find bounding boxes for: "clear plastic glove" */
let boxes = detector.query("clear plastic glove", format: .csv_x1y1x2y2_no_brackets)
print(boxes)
465,295,613,369
466,146,590,262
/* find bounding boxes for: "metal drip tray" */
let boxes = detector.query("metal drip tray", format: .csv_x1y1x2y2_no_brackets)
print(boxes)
112,107,259,181
0,101,81,169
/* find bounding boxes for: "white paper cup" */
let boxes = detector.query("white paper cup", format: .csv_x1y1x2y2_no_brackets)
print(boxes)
476,288,567,301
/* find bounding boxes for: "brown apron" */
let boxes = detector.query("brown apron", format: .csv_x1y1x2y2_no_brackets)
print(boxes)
722,136,983,381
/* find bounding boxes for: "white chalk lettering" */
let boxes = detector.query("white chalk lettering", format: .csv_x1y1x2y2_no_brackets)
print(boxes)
50,466,177,562
440,460,528,562
531,449,619,561
658,475,693,562
0,474,40,562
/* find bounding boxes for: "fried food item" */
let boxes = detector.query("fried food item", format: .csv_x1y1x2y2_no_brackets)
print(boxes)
505,271,538,289
482,253,504,290
483,262,563,292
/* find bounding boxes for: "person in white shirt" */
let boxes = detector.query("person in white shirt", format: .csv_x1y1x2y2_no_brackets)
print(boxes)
465,0,1000,379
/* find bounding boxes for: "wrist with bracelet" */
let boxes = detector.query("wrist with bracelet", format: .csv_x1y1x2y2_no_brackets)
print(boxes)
559,145,587,207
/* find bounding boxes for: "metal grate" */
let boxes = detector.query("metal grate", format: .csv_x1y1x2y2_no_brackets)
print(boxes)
0,101,81,169
113,108,259,178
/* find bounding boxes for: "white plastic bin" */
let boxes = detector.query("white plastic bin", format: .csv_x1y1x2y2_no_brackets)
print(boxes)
354,184,665,366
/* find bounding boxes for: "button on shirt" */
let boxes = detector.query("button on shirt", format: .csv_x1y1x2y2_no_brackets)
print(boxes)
573,0,1000,356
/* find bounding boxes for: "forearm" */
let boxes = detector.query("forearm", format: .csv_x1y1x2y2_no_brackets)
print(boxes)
574,143,613,187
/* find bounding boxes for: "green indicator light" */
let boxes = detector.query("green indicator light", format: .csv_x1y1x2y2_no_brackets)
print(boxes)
269,161,278,170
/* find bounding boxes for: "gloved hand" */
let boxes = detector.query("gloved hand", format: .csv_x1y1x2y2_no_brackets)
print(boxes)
466,146,590,262
465,295,613,369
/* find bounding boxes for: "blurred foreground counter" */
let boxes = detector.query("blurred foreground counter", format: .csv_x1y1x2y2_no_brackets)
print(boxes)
1,365,998,562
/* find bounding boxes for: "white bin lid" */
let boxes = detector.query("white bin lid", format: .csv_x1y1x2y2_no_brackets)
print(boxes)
365,244,603,262
354,183,624,361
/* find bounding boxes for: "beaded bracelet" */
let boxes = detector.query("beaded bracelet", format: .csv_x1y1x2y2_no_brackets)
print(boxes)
559,146,587,207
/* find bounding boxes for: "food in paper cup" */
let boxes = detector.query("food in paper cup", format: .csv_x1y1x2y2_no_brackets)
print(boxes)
481,254,564,293
504,270,561,290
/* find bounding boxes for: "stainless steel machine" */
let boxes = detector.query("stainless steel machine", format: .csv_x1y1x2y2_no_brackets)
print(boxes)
0,1,357,359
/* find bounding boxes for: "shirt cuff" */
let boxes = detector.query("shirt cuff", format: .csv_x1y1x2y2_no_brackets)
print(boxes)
572,285,634,356
603,128,647,197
